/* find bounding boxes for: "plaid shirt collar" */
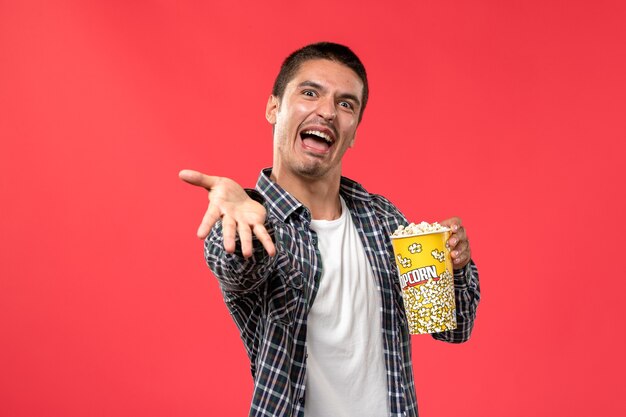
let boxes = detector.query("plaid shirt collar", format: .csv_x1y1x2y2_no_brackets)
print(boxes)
255,167,372,222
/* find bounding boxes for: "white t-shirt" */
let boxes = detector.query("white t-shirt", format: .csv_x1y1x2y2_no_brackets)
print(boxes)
305,197,388,417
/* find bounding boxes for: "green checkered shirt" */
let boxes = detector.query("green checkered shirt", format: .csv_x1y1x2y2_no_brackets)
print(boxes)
205,168,480,417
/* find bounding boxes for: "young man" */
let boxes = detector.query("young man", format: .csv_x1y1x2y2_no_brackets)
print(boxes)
180,42,480,417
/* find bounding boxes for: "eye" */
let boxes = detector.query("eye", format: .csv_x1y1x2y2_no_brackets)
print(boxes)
302,90,317,97
338,101,354,110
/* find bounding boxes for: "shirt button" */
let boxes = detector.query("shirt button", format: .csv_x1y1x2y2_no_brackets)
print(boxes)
299,397,305,406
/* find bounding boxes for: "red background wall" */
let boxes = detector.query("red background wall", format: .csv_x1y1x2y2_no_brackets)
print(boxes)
1,1,625,416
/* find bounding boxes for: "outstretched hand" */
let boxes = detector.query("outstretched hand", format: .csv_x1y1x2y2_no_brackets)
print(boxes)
179,169,276,258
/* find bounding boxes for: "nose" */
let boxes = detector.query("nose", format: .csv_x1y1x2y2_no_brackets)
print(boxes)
317,97,336,121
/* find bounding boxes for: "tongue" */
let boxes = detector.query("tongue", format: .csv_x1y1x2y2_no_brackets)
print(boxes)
302,137,330,152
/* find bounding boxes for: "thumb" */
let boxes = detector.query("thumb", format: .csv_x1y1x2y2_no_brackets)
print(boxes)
179,169,219,190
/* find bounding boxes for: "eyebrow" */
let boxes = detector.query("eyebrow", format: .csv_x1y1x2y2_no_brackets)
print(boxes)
297,80,362,107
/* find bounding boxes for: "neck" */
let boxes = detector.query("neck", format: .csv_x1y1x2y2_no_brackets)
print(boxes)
270,168,342,220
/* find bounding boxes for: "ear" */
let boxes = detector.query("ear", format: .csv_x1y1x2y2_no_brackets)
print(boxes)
265,95,279,124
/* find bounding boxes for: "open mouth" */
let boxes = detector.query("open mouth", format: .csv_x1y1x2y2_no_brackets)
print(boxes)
300,129,335,153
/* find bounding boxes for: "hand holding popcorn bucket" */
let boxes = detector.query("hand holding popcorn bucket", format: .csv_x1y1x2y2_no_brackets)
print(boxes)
391,222,457,335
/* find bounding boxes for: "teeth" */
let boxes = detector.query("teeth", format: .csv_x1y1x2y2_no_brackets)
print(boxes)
302,130,333,144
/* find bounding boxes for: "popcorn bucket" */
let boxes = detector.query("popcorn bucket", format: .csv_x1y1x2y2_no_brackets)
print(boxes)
391,229,457,334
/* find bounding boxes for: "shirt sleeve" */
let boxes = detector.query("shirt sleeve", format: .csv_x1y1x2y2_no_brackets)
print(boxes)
203,189,278,294
431,260,481,343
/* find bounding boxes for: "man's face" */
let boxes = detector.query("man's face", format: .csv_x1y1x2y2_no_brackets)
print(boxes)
266,59,363,180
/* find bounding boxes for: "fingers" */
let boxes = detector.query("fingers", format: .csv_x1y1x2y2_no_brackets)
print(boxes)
441,216,464,249
442,217,471,268
451,239,470,267
221,216,237,254
253,224,276,257
213,216,276,259
222,222,275,259
440,216,462,231
178,169,220,190
238,222,253,258
197,205,221,239
447,226,467,249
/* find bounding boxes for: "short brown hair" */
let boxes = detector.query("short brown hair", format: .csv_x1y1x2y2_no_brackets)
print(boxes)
271,42,369,122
